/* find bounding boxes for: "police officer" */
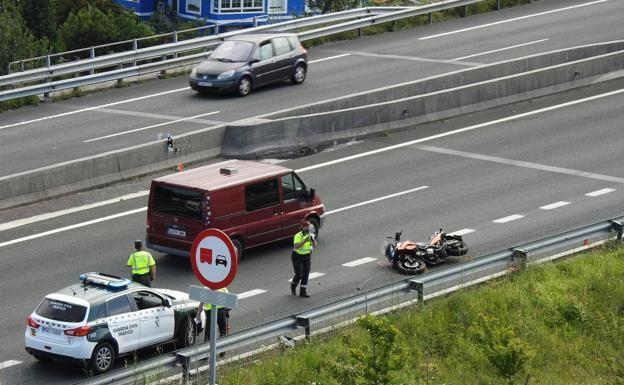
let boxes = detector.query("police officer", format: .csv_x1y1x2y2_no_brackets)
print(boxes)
126,240,156,287
291,220,317,298
196,287,229,355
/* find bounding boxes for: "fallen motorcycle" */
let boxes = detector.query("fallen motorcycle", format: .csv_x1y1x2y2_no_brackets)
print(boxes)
382,229,469,275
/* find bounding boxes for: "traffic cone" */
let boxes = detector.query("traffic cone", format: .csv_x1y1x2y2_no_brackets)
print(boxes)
176,163,184,172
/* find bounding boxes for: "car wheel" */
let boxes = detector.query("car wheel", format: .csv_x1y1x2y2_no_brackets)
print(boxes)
236,77,252,97
90,342,115,374
232,238,243,261
291,64,306,85
177,316,197,347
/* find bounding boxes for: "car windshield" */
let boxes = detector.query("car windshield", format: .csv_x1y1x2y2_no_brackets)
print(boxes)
36,298,87,323
211,40,254,62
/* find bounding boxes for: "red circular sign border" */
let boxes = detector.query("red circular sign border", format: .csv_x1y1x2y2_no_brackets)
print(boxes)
189,228,238,290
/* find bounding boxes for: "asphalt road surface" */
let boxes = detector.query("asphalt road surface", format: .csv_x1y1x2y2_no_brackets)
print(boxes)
1,0,623,383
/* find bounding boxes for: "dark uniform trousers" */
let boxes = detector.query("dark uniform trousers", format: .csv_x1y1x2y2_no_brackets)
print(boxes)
132,273,151,287
291,252,311,287
204,308,228,341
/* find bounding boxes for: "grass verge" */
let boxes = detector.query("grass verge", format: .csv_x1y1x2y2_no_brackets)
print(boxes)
186,242,624,385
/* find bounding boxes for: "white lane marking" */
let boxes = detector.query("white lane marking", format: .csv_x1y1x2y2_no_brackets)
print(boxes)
237,289,267,299
586,188,615,197
0,207,146,248
417,145,624,184
449,228,475,236
450,39,549,61
297,88,624,173
0,190,149,232
0,360,22,370
309,54,350,64
493,214,524,224
539,201,570,210
342,257,377,267
288,272,325,282
0,87,191,131
323,186,429,216
84,111,221,142
419,0,609,40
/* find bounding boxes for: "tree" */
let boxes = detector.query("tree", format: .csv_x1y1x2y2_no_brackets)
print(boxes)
0,0,38,74
54,0,124,26
20,0,57,40
59,5,153,51
306,0,360,13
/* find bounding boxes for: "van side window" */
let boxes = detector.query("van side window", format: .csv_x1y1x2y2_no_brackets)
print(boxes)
281,173,305,201
245,179,279,211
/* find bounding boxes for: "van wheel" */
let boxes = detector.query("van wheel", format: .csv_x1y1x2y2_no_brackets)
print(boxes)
232,238,243,261
90,342,116,374
307,217,320,239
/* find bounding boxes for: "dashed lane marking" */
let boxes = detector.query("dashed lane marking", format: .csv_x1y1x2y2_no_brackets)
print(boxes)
493,214,524,224
323,186,429,216
0,360,22,370
585,188,615,197
539,201,571,210
288,272,325,282
237,289,267,299
342,257,377,267
450,39,549,61
449,228,475,236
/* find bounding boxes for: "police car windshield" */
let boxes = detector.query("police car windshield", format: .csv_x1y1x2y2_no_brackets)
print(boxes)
36,298,87,323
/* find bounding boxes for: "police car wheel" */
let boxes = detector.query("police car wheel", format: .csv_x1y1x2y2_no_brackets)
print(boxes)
90,342,116,374
177,317,197,347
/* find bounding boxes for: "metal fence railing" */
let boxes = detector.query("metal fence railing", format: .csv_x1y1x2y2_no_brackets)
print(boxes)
75,215,624,385
0,0,485,102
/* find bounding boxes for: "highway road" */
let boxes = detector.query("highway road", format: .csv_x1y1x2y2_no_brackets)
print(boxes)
0,0,621,176
1,0,623,383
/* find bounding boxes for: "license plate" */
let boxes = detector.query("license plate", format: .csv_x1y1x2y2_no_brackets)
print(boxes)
167,228,186,237
42,326,61,336
198,81,212,87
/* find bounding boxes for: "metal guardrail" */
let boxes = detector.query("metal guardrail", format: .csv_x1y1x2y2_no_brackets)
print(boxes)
76,216,624,385
0,0,485,102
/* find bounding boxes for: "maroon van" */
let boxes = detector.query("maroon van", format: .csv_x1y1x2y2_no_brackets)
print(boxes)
146,160,324,259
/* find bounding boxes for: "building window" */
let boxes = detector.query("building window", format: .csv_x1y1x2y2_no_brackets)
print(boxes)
214,0,263,13
268,0,285,14
187,0,201,14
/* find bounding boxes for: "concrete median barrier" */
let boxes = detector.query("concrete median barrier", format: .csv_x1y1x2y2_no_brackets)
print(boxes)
222,41,624,158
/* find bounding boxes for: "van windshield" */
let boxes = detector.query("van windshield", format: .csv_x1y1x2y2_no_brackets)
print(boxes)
152,184,202,219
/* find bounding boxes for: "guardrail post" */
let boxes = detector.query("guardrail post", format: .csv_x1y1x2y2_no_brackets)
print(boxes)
408,280,424,304
173,31,179,59
497,0,501,11
461,5,467,17
133,39,138,67
510,248,528,272
296,316,311,340
44,55,51,99
611,220,624,241
89,47,95,75
429,12,433,24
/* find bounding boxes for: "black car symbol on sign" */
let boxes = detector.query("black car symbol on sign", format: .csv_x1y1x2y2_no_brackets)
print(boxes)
215,255,227,267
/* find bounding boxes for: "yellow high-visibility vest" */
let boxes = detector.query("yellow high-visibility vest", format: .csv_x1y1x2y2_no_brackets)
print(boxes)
127,251,155,275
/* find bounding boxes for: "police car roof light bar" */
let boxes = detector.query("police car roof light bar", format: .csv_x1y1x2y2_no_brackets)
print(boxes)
79,272,131,290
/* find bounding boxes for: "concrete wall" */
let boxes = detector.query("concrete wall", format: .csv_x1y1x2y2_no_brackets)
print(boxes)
1,41,623,209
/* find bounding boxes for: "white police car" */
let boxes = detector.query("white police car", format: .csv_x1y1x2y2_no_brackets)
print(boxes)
25,272,205,374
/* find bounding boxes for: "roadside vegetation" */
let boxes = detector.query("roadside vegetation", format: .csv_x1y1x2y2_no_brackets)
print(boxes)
185,242,624,385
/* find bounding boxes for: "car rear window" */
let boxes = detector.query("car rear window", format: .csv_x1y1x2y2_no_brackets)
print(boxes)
36,298,87,323
152,184,202,219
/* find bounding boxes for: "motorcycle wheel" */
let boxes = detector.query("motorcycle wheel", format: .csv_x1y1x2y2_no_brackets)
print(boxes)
396,257,426,275
446,240,469,256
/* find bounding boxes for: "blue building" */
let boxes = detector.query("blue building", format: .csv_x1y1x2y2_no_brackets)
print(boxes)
115,0,308,28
